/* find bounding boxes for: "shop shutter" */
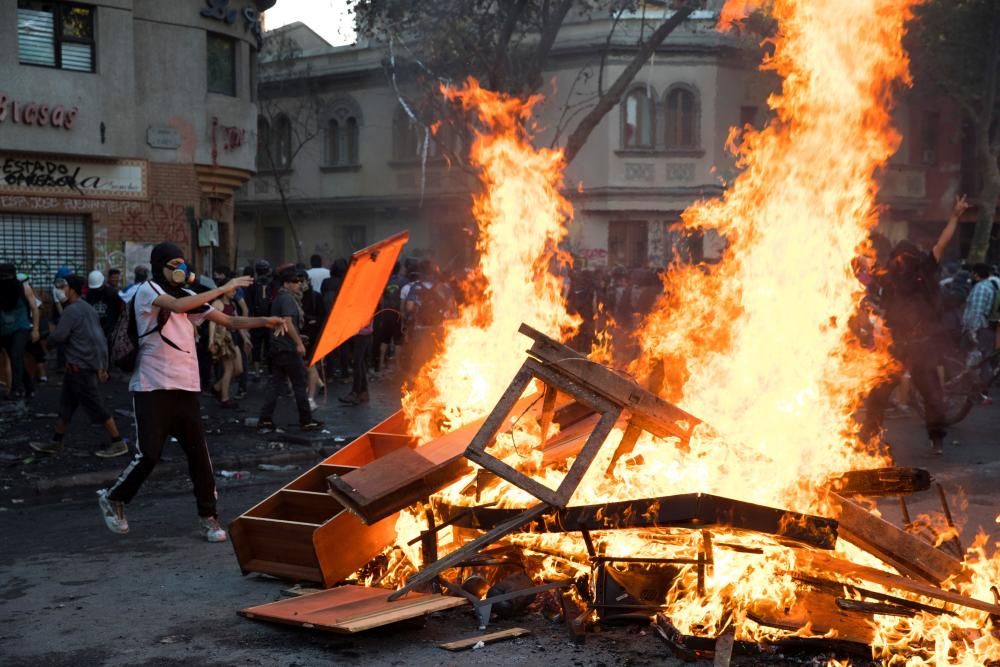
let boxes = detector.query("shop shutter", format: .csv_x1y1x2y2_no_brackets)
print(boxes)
0,214,89,280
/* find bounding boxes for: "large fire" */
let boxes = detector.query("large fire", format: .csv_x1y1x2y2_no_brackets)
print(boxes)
390,0,1000,663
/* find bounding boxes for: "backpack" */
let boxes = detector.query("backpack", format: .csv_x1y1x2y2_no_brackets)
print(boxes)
380,280,402,313
246,278,273,317
988,278,1000,324
407,281,451,327
109,283,175,372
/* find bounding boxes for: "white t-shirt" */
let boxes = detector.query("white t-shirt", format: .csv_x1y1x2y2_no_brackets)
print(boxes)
307,267,330,293
129,282,212,392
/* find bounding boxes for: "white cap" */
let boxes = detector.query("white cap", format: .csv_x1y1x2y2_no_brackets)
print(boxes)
88,270,105,289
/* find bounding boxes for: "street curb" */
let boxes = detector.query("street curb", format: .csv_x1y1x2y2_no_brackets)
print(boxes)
32,445,341,496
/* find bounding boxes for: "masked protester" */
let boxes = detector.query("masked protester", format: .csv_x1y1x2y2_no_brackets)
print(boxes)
860,194,970,455
98,242,286,541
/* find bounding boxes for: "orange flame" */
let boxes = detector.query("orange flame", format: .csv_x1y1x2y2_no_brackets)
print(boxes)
401,78,578,442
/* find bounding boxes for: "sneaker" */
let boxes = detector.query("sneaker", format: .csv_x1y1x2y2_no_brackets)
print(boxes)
97,489,129,534
338,392,360,405
95,440,129,458
980,393,993,406
30,439,63,455
256,419,276,434
199,516,228,542
301,420,324,431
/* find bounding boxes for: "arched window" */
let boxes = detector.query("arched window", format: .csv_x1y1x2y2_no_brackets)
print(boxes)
326,101,361,166
393,108,421,161
272,113,292,168
622,87,654,149
256,115,270,169
664,85,699,149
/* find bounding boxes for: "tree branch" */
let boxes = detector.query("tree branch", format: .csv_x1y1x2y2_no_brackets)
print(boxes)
490,0,531,89
561,3,697,165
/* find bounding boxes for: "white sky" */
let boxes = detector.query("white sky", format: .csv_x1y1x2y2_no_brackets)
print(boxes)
263,0,357,47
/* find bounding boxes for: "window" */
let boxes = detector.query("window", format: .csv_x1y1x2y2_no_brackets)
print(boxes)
272,113,292,169
256,116,270,170
326,103,360,166
17,1,95,72
207,32,237,96
393,108,421,161
665,86,699,149
608,220,648,268
622,88,654,149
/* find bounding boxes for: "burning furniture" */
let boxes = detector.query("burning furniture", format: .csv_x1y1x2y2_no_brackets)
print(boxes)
234,325,999,663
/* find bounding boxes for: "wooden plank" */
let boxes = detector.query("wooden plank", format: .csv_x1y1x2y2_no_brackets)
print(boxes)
327,394,547,525
538,383,558,445
795,549,1000,615
438,627,532,651
519,323,702,443
606,420,642,474
240,584,467,634
829,492,963,584
747,589,874,644
313,510,399,588
387,503,550,602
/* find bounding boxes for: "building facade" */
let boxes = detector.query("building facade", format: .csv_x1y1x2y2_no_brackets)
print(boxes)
0,0,273,282
236,6,977,272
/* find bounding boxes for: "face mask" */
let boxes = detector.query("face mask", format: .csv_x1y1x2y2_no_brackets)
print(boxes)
169,262,195,285
54,288,67,304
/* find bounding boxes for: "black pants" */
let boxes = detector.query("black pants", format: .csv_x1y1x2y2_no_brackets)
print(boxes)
861,353,947,443
351,334,371,395
1,329,30,395
260,350,312,425
107,390,217,517
58,368,111,423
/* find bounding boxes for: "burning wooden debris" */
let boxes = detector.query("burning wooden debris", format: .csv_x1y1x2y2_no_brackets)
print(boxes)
232,327,1000,662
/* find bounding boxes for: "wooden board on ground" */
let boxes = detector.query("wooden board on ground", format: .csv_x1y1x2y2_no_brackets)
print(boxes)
828,492,963,584
438,627,532,651
240,584,467,634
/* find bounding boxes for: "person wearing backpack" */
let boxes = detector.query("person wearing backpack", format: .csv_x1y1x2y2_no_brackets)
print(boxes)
30,274,126,458
962,263,999,401
98,242,286,541
399,259,455,376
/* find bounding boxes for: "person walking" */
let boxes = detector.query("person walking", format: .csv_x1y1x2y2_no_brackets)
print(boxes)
962,263,1000,401
207,287,244,408
306,253,330,294
30,274,127,458
257,267,323,434
0,263,40,400
98,242,286,541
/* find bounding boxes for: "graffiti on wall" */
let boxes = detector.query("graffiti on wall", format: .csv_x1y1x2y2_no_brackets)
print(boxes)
0,156,146,198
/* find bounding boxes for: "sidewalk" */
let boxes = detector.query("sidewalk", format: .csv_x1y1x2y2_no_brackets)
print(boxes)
0,366,401,502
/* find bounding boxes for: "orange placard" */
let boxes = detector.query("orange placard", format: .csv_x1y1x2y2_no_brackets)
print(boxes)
309,231,409,367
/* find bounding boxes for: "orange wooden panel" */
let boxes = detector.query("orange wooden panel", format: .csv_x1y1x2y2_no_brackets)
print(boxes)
310,231,409,367
240,585,467,634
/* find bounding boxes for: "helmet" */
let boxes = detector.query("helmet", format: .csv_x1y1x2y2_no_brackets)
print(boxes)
55,265,72,280
88,270,105,289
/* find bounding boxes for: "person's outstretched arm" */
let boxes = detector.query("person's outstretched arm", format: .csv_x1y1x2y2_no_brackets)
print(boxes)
932,194,970,262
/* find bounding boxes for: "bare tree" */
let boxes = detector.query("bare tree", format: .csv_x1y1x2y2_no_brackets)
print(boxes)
353,0,702,168
908,0,1000,263
256,32,327,263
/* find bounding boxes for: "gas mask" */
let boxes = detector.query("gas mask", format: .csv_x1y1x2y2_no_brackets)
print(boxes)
169,262,196,286
53,287,67,304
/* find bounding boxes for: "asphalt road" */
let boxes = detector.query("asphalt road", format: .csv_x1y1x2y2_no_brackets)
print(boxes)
1,384,998,666
0,471,678,667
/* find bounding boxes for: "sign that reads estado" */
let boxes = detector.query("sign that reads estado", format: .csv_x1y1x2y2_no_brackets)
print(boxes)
0,155,147,199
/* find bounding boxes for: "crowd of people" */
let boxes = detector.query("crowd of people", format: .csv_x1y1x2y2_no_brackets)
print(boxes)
2,202,999,537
